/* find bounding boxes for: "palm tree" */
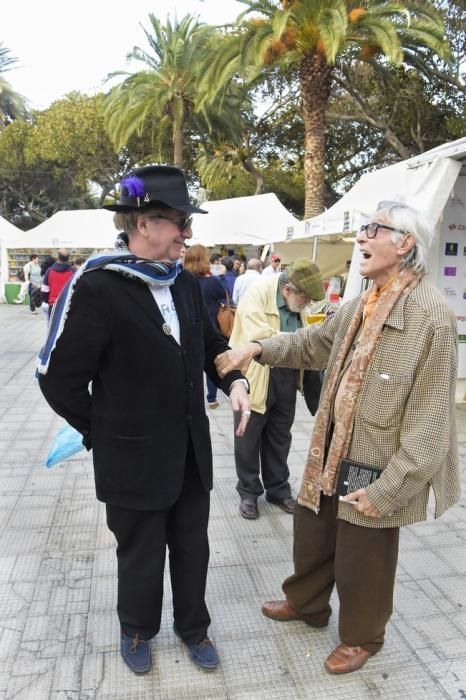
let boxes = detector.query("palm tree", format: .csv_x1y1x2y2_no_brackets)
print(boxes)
0,44,28,127
200,1,449,217
104,14,244,169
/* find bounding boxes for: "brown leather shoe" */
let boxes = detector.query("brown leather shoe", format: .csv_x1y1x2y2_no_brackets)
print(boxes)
239,497,258,519
261,599,300,621
324,644,374,674
265,496,295,514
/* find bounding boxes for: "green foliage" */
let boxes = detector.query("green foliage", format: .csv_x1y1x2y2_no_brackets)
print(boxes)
0,44,28,127
206,159,305,216
0,119,94,227
199,0,451,216
26,93,121,191
1,5,463,225
104,14,245,167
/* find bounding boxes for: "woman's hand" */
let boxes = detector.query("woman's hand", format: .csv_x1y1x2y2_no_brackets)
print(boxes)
215,342,262,377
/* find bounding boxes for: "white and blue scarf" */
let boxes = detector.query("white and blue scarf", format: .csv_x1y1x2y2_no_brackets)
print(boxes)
37,233,182,375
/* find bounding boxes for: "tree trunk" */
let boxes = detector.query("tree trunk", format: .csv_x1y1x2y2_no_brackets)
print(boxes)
173,125,184,169
242,158,264,195
299,52,333,219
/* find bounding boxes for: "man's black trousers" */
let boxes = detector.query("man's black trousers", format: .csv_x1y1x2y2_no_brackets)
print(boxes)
234,366,298,500
105,441,211,644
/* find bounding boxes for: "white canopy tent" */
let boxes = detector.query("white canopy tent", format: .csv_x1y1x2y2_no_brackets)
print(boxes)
5,209,118,251
0,217,24,300
191,192,299,246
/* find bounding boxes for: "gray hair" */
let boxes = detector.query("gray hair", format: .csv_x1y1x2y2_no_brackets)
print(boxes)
113,205,170,235
247,258,263,272
374,201,434,275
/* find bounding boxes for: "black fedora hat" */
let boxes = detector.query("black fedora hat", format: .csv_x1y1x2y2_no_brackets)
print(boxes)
103,165,207,214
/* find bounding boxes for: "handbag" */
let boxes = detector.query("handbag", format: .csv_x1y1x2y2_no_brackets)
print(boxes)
217,290,236,338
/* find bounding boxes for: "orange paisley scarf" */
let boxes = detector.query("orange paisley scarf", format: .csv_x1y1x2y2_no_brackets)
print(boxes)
298,267,421,514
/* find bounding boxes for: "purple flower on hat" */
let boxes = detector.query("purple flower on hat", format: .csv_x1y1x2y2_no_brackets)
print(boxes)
121,175,145,199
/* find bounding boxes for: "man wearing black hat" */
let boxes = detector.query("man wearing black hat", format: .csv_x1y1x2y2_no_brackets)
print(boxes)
38,165,250,675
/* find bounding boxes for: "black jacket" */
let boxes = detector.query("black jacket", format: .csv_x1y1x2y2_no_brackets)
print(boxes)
39,268,243,510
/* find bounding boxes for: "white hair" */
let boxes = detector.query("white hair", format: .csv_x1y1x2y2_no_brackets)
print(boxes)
374,201,435,275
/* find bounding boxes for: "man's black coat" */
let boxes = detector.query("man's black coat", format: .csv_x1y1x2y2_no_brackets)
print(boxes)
39,269,243,510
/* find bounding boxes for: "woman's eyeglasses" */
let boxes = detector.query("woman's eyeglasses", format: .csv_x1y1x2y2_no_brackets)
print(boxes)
359,222,406,238
148,214,193,232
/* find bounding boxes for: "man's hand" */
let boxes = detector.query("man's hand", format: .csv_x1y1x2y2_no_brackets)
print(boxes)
215,342,261,378
229,382,251,437
340,488,383,518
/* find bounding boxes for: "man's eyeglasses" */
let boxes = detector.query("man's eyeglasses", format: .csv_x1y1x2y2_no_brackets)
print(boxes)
148,213,193,232
359,222,406,238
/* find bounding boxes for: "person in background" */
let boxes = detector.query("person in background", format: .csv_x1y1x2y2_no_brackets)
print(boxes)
232,255,242,276
38,164,250,676
41,248,74,317
23,254,43,313
184,244,228,409
262,254,281,276
232,258,263,305
179,244,187,264
209,252,221,267
215,201,460,675
40,255,56,277
37,255,56,319
220,256,236,297
228,258,325,520
73,257,85,270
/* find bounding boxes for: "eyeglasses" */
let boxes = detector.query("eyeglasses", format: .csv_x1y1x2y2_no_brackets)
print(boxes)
148,213,193,232
359,222,406,238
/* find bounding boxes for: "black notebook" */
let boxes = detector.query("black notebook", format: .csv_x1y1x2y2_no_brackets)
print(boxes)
335,458,383,497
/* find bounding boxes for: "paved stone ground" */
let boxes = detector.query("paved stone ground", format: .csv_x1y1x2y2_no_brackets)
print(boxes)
0,303,465,700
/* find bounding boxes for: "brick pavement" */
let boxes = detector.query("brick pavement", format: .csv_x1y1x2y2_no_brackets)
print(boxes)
0,303,465,699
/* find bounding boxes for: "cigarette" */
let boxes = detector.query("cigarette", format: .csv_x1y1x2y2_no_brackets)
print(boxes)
339,496,358,504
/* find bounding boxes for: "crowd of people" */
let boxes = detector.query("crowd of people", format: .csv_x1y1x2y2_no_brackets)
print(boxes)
24,164,459,679
13,249,83,316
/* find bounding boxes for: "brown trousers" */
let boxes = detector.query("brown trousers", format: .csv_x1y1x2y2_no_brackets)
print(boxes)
283,496,399,654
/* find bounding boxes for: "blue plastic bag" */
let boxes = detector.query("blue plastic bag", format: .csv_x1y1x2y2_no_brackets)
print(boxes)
46,423,86,468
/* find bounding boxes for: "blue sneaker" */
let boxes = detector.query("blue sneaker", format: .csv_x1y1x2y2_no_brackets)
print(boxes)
174,625,219,670
120,633,152,674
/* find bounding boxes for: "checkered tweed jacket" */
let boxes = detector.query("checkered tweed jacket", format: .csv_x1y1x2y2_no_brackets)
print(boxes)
258,277,460,528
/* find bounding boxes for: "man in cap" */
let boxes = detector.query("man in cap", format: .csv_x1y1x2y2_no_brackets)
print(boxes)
38,165,250,675
228,258,325,519
262,253,281,276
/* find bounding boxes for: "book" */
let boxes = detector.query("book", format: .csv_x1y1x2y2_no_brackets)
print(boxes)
335,458,383,498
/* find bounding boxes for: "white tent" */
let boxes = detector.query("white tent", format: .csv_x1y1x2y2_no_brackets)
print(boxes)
191,192,298,246
0,217,23,300
6,209,118,250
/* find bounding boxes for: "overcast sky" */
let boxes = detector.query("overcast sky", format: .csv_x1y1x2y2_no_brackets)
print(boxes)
2,0,243,110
